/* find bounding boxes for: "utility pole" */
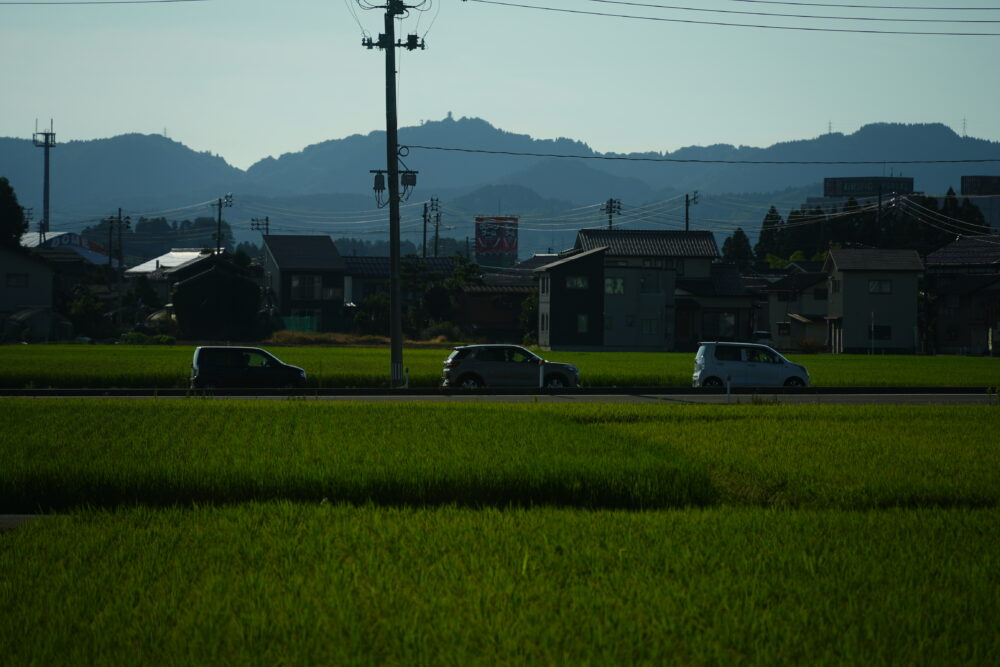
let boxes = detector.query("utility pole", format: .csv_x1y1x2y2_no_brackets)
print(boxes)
685,190,699,232
602,198,621,230
362,0,426,388
33,120,55,244
430,196,440,257
251,216,270,236
23,208,35,244
422,202,429,257
214,193,234,254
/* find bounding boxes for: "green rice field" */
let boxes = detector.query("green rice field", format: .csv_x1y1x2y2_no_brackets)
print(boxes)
1,343,998,388
2,400,997,663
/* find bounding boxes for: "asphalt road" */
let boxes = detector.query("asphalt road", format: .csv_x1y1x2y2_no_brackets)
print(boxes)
2,388,996,405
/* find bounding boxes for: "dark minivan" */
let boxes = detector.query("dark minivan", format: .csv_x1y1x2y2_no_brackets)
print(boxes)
190,346,307,389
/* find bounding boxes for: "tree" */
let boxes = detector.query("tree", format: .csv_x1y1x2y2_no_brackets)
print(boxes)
0,177,28,250
754,206,784,267
721,228,754,272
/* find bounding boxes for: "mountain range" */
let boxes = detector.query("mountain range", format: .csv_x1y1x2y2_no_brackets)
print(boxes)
3,116,998,256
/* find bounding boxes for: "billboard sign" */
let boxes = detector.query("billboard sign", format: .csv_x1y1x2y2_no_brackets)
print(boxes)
475,216,518,267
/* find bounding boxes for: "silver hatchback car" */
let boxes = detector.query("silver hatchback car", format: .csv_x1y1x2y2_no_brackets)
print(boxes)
442,344,580,389
692,341,810,388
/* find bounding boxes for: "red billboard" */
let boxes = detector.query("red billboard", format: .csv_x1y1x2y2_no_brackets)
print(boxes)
475,216,518,267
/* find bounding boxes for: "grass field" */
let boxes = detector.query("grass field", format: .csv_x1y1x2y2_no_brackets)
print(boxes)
2,343,998,388
2,400,997,663
2,401,998,512
2,505,996,665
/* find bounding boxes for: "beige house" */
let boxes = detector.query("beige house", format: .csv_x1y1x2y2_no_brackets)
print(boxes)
823,248,923,353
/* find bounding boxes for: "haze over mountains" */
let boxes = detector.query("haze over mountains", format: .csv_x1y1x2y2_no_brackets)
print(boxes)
3,115,998,255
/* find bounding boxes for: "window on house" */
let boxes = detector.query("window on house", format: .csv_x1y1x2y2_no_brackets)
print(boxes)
566,276,588,289
541,313,548,331
868,279,892,294
577,314,588,334
813,288,828,300
778,322,791,336
291,274,321,300
5,273,29,288
604,277,624,294
540,276,549,295
868,325,892,340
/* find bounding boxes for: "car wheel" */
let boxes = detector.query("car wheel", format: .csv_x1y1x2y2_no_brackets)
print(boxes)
457,374,483,389
784,377,805,388
544,374,568,388
702,377,724,388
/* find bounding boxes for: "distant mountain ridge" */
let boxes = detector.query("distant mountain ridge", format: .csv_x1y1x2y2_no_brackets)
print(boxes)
3,117,999,249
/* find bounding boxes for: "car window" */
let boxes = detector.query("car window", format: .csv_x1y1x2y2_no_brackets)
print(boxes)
474,348,504,363
509,349,535,364
245,351,272,368
743,348,775,364
714,345,740,362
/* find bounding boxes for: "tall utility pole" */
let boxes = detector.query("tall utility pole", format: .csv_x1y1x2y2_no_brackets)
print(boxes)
422,202,429,257
602,198,621,230
685,190,699,232
362,0,425,388
33,120,56,244
214,193,234,254
430,196,440,257
251,216,270,236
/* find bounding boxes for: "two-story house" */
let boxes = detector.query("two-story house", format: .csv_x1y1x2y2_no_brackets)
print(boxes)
924,236,1000,355
262,235,345,332
536,229,752,351
823,248,923,353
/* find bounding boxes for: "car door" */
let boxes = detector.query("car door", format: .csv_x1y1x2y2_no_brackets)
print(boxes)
741,347,780,387
506,347,543,387
712,345,744,386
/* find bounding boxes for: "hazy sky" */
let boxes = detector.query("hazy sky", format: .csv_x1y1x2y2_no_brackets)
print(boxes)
4,0,1000,170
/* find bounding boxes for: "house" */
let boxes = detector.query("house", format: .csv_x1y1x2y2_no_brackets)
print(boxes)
342,256,457,306
535,229,753,351
762,273,829,351
823,248,923,353
262,235,345,332
1,246,58,341
125,249,216,304
924,235,1000,355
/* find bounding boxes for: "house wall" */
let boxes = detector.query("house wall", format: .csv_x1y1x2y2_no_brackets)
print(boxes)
840,271,919,352
1,250,53,313
768,288,828,350
602,264,676,350
277,271,345,331
538,252,604,349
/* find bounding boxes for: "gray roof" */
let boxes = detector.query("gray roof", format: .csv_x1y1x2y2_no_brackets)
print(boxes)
575,229,719,258
925,236,1000,268
824,248,923,272
535,247,606,272
763,272,827,292
264,235,344,271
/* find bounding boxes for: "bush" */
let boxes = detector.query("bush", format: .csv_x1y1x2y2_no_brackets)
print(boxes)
419,321,462,343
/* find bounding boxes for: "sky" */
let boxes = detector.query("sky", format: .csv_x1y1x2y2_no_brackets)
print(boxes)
3,0,1000,171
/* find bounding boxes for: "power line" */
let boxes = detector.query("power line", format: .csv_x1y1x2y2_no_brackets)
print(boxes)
730,1,1000,11
405,143,1000,165
461,0,1000,35
0,0,206,4
588,0,1000,23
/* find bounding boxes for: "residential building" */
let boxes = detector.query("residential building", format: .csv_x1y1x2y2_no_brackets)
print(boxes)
924,235,1000,355
262,235,345,332
536,229,753,351
761,273,829,351
1,246,58,340
823,248,923,353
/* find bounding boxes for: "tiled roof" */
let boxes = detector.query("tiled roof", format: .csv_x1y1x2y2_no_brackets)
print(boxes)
763,272,827,292
825,248,923,272
576,229,719,258
925,236,1000,268
264,235,344,271
343,256,457,279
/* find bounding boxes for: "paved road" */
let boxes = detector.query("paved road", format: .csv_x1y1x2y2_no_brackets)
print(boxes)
3,386,996,405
